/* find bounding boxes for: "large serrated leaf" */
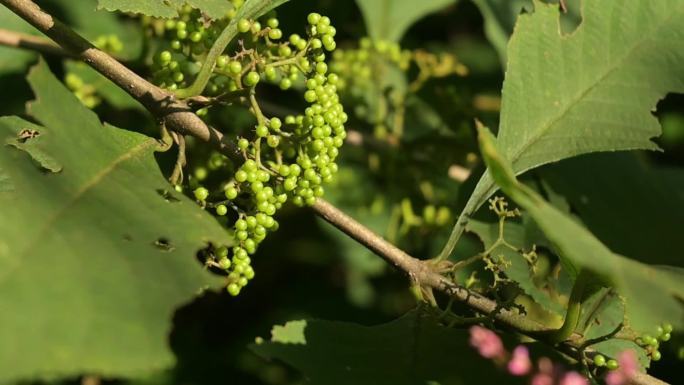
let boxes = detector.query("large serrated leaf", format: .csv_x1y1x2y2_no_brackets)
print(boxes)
0,60,231,382
96,0,282,20
476,124,684,333
251,308,525,385
355,0,457,42
442,0,684,261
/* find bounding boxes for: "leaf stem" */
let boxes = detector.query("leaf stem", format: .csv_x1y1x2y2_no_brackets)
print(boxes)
173,0,289,99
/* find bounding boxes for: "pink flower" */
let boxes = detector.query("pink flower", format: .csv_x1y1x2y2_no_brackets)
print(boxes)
605,350,639,385
469,325,505,359
531,373,554,385
560,371,589,385
507,346,532,376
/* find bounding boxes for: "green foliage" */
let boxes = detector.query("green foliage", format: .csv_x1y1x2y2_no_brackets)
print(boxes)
443,0,684,260
467,219,567,316
355,0,457,42
541,153,684,267
98,0,233,19
0,60,231,381
476,123,684,333
270,320,308,344
0,7,40,75
252,308,525,385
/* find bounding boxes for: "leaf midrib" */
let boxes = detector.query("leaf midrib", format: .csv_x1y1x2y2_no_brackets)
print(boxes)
1,138,157,284
504,6,681,175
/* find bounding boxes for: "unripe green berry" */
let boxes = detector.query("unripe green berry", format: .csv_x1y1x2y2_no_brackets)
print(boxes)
244,71,260,87
606,359,619,370
651,350,662,361
193,187,209,201
225,187,238,200
593,354,606,367
159,50,172,63
238,138,249,150
255,124,268,137
235,219,248,231
238,19,251,33
227,283,240,296
228,60,242,74
218,257,231,270
279,78,292,90
268,28,282,40
307,13,321,25
216,204,228,216
660,332,671,342
216,55,229,68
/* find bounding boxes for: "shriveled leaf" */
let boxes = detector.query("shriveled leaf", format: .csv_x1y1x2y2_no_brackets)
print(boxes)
443,0,684,261
0,60,231,381
355,0,456,42
477,124,684,333
251,308,525,385
271,320,307,344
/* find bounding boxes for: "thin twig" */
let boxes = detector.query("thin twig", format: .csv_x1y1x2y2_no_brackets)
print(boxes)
0,28,73,57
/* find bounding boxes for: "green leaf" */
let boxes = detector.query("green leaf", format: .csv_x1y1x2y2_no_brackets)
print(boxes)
0,7,40,75
541,152,684,267
5,132,63,173
53,0,144,60
441,0,684,261
476,124,684,333
97,0,228,19
96,0,279,20
355,0,456,42
251,308,525,385
467,219,567,316
64,61,144,111
0,60,231,381
471,0,533,66
472,0,581,66
270,320,307,344
0,167,13,192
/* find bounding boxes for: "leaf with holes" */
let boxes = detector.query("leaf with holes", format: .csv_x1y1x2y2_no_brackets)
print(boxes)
251,308,525,385
0,59,232,382
441,0,684,261
355,0,457,42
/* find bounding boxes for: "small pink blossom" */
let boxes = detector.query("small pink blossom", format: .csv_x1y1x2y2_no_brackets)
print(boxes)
560,371,589,385
605,350,639,385
537,357,555,374
531,373,554,385
469,325,505,359
507,346,532,376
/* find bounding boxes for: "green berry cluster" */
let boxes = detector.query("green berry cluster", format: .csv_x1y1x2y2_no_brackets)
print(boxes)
638,323,673,362
93,34,124,54
65,71,101,109
158,10,346,296
331,38,412,86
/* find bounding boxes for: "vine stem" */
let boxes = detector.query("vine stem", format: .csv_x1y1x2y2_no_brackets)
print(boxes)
173,0,288,98
0,5,670,385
